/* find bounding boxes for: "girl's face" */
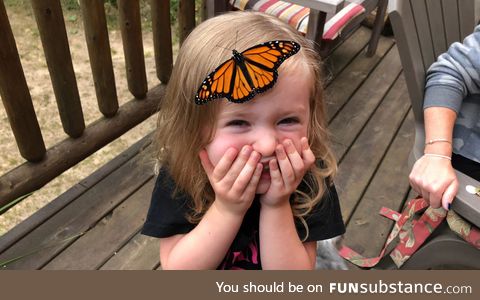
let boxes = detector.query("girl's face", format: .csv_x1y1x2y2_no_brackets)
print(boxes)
205,64,312,194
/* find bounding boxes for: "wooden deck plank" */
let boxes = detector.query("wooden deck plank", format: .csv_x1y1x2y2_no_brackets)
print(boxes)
328,46,403,161
78,135,152,188
0,135,151,255
100,232,159,270
335,74,411,223
43,178,155,270
0,150,154,269
1,27,415,270
325,36,394,122
324,26,373,84
0,185,86,256
344,109,414,258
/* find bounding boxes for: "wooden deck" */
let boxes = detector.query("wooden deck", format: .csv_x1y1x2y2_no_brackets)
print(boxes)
0,26,414,270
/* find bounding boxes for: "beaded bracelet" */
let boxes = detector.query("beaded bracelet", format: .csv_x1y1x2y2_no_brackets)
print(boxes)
424,153,451,160
425,138,452,145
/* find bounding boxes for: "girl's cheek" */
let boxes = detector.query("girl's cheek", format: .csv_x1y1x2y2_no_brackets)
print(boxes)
204,143,222,166
205,136,241,166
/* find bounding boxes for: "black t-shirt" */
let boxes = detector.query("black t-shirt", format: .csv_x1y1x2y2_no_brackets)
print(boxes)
141,167,345,269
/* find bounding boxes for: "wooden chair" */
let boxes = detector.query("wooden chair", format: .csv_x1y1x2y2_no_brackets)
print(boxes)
381,0,480,269
206,0,389,57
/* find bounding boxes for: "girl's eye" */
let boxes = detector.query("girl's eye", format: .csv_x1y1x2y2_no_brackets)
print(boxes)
279,117,299,125
226,119,249,127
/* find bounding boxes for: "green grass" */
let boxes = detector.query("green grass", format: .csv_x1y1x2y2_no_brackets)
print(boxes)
0,192,33,215
5,0,205,32
5,0,79,10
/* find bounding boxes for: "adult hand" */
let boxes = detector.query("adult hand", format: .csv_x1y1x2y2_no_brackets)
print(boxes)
409,155,459,210
260,137,316,207
199,145,263,217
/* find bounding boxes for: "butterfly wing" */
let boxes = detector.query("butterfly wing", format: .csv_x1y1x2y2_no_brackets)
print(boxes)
242,40,301,71
227,40,301,103
228,61,257,103
195,40,300,104
195,58,236,105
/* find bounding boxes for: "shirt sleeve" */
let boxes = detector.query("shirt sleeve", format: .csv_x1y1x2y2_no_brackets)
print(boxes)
294,180,346,242
141,168,196,238
424,25,480,113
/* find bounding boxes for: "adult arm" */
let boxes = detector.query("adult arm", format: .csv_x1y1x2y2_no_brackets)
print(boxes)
409,107,457,209
409,25,480,209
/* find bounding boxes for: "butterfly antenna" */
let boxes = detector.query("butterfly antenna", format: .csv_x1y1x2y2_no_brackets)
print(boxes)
234,31,238,49
233,31,249,50
214,31,242,52
214,44,231,52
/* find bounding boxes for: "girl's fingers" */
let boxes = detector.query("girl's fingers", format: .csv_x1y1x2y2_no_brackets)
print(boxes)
222,145,254,186
210,147,238,181
283,139,304,174
243,163,263,196
276,144,295,184
300,137,316,167
231,151,261,194
269,158,283,185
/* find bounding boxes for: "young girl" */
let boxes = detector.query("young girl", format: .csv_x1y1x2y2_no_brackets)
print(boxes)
141,11,345,270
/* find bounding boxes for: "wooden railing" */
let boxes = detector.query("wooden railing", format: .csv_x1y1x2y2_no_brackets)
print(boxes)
0,0,199,212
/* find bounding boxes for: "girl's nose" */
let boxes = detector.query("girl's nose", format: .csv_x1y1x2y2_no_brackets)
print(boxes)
252,130,278,157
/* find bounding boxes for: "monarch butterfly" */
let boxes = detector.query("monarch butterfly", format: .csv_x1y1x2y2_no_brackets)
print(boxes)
195,40,300,105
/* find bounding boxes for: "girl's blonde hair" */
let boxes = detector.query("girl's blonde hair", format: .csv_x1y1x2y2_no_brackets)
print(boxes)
154,11,337,236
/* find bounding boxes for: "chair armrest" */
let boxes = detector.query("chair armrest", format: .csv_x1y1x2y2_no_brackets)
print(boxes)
452,170,480,228
322,2,365,40
283,0,344,14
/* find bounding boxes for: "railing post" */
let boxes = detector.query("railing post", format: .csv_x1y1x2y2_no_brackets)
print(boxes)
150,0,173,83
178,0,196,45
118,0,148,99
0,0,46,162
31,0,85,137
80,0,119,117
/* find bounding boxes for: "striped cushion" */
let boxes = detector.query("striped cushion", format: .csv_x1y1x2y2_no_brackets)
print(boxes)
229,0,365,41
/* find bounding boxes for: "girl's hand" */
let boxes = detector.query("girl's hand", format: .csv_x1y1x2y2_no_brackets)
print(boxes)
260,137,316,207
409,155,459,210
199,145,263,217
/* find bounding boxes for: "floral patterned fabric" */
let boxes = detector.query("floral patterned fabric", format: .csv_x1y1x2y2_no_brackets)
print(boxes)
340,197,480,268
447,210,480,249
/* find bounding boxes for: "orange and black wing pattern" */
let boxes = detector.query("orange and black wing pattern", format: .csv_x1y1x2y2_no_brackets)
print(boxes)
195,40,300,104
195,58,236,105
